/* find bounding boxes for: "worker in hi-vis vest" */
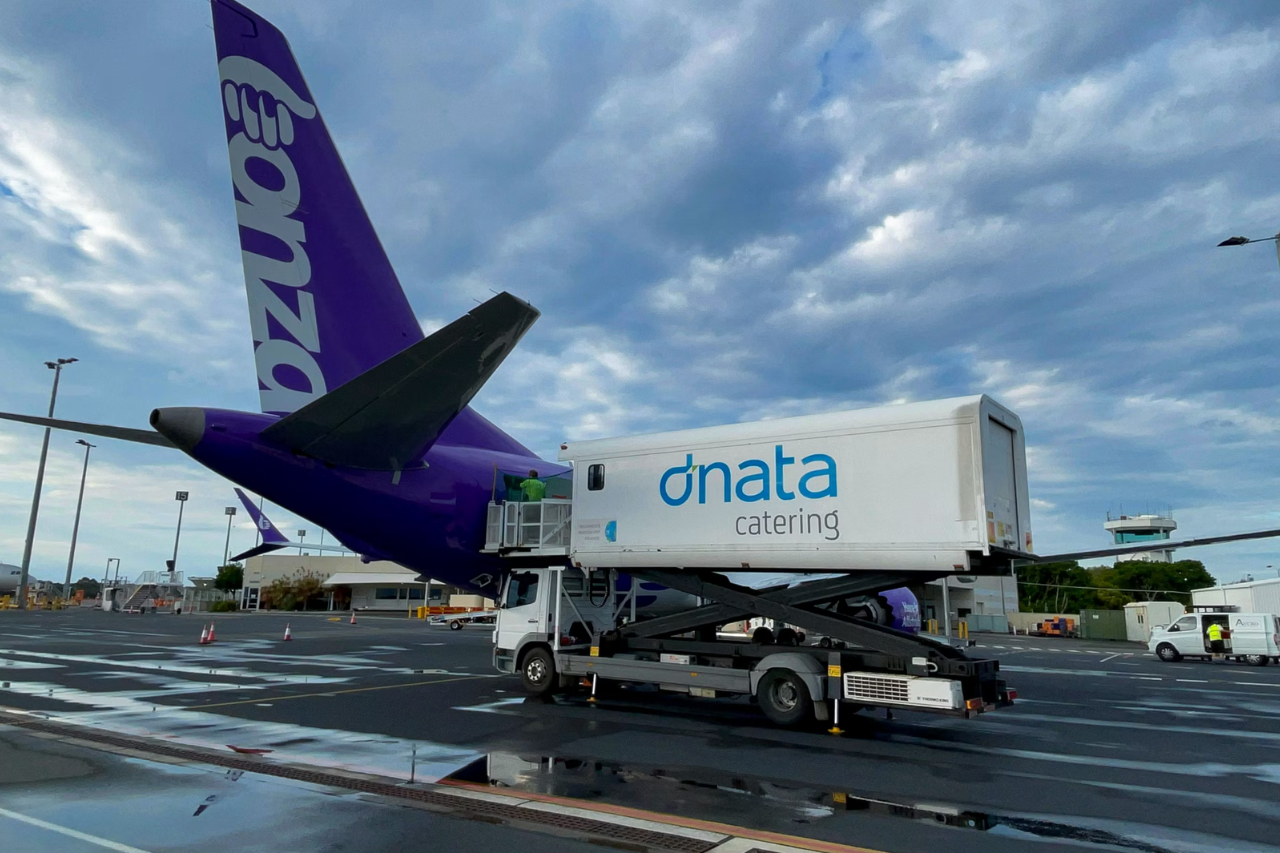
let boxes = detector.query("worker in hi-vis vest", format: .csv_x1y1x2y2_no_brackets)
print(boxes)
1207,621,1225,657
519,470,546,502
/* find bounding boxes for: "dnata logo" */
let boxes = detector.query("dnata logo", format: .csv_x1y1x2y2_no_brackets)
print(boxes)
660,445,837,506
219,56,325,415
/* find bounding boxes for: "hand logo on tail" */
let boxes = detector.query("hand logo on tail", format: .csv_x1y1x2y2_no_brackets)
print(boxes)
219,56,316,150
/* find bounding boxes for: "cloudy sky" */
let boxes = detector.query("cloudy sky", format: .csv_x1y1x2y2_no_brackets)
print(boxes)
2,0,1279,586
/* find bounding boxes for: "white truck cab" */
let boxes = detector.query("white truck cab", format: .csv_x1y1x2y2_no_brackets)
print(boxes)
1149,609,1280,666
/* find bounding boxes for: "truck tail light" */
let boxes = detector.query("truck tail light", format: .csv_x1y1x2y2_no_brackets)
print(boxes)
1006,688,1018,703
965,698,983,711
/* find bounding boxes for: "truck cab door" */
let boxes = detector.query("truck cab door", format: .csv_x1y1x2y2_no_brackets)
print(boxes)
496,569,548,652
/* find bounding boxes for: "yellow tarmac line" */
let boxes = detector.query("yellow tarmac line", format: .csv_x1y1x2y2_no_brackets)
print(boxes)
188,674,489,710
438,779,887,853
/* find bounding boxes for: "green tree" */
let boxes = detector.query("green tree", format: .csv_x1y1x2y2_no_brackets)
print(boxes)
1094,560,1213,603
214,563,244,593
71,577,101,598
1015,561,1100,612
259,570,324,611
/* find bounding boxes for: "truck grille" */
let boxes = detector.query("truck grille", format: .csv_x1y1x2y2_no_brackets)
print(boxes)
845,673,909,704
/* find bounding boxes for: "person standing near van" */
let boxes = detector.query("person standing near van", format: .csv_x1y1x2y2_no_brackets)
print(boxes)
1207,621,1225,659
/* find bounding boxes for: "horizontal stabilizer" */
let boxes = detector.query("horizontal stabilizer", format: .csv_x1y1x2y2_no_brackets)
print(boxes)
260,292,539,469
230,542,287,562
0,412,173,447
1026,527,1280,563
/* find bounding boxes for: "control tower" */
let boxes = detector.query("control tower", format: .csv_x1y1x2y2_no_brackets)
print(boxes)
1103,512,1177,562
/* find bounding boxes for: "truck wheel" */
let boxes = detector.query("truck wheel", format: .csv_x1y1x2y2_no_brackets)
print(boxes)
449,620,463,630
751,626,774,645
757,669,813,727
1155,643,1181,662
520,648,557,697
1246,654,1269,667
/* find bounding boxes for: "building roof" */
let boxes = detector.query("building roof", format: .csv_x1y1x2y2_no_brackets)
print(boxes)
322,573,425,587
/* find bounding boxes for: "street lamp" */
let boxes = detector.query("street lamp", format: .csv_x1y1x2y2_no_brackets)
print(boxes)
1217,231,1280,280
223,506,237,566
17,357,78,609
170,491,189,576
62,439,95,600
297,529,306,555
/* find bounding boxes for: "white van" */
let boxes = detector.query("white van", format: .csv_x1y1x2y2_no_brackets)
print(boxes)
1149,611,1280,666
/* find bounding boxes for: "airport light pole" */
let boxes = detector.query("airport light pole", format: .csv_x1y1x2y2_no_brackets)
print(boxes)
297,529,306,555
171,491,189,576
1217,231,1280,281
222,506,237,565
62,439,95,600
17,357,78,609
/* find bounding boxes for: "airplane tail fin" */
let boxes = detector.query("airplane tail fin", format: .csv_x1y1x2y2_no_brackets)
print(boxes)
211,0,424,417
233,487,289,546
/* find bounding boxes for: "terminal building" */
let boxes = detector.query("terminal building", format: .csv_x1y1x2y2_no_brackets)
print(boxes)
237,554,488,612
1103,512,1177,562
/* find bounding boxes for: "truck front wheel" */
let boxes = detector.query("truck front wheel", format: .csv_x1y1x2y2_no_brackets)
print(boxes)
520,648,557,696
757,669,813,727
1155,643,1181,662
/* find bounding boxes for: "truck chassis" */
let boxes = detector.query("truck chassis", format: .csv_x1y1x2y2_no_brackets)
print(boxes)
493,566,1014,727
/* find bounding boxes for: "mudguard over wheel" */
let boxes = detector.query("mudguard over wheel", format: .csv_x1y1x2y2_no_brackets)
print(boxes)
520,647,557,696
757,668,813,727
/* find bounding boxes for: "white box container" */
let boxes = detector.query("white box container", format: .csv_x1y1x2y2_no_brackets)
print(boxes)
559,395,1030,574
1124,600,1186,642
1192,577,1280,618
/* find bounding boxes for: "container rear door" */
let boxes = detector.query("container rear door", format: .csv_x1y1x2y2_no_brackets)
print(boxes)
984,417,1020,551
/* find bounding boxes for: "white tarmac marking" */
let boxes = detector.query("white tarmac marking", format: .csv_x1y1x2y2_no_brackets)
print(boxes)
1178,679,1210,684
1099,654,1122,663
0,805,154,852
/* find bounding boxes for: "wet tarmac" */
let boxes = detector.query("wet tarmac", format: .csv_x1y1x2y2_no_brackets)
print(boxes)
2,608,1279,853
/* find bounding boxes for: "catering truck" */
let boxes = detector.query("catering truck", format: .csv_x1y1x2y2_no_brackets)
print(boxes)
487,395,1027,726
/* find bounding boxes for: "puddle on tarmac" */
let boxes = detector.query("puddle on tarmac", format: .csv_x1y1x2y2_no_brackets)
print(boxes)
443,752,1279,853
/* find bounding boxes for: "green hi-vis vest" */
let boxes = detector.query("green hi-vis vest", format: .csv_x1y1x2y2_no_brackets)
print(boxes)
1207,623,1222,642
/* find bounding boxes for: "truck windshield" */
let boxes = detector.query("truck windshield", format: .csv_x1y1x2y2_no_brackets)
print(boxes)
505,572,540,608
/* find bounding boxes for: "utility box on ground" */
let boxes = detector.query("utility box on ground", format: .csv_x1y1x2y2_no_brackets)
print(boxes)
1123,601,1185,643
1079,609,1127,641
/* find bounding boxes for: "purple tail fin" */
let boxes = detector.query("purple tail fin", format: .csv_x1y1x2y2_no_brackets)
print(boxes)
234,487,288,545
211,0,424,416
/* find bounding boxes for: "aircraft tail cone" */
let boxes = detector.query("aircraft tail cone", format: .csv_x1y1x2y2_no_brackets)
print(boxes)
199,625,210,645
283,624,292,641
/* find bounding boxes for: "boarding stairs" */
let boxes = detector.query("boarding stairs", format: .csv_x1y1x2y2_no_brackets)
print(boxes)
482,499,571,556
120,584,157,614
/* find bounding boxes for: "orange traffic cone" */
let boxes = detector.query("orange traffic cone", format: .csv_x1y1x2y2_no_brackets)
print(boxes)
207,622,217,643
283,623,292,641
199,625,210,645
349,610,357,625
